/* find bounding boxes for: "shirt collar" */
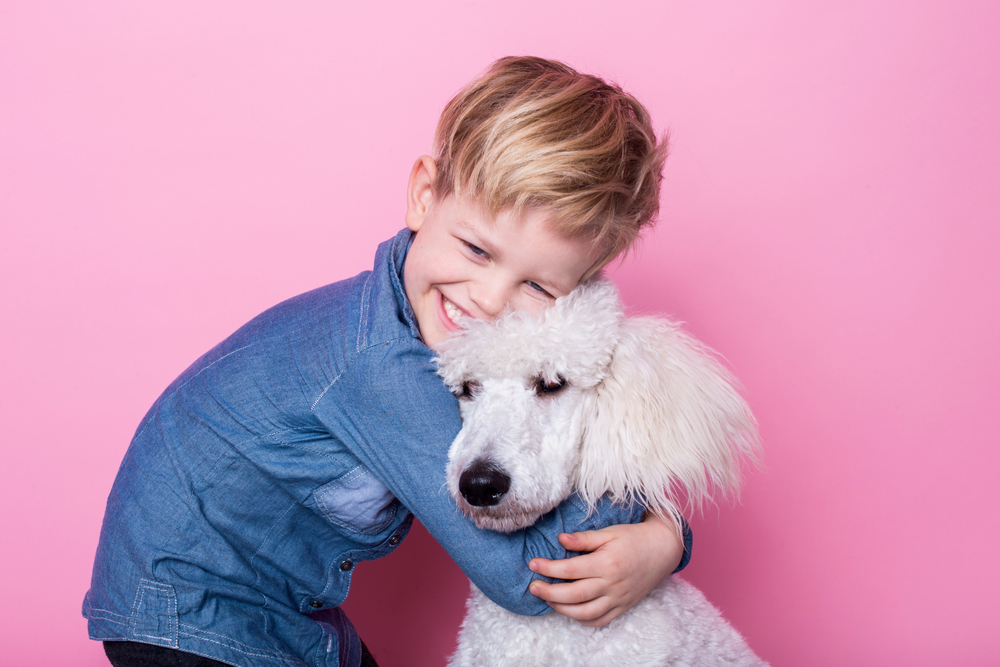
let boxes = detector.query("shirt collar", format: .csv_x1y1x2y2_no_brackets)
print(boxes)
386,228,423,342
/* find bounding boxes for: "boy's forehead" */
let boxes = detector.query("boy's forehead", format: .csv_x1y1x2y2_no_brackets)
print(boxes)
455,198,599,253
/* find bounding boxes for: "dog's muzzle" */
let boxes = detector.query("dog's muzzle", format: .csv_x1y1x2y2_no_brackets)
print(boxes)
458,460,511,507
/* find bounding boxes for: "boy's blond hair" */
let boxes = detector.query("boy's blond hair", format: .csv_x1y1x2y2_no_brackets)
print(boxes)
434,56,668,274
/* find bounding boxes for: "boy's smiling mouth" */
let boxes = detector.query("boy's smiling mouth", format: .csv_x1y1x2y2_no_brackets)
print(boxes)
441,293,466,328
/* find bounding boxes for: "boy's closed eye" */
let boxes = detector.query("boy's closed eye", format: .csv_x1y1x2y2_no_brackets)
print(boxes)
525,281,553,297
464,241,490,259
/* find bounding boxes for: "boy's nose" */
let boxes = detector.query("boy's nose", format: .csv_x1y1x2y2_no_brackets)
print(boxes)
470,282,512,319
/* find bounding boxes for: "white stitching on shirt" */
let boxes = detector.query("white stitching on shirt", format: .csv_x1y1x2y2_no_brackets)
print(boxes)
248,500,297,624
129,579,178,647
311,369,345,411
131,344,254,443
176,626,292,660
309,334,416,412
356,272,373,353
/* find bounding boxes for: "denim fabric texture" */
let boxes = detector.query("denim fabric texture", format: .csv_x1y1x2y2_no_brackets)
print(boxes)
83,229,645,667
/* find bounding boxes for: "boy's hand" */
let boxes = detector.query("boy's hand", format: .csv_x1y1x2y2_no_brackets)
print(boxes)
527,513,683,627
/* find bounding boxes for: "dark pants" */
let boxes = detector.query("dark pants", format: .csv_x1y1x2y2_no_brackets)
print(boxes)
104,640,380,667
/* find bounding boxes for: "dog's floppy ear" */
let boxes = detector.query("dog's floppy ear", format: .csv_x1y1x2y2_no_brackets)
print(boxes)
576,317,760,526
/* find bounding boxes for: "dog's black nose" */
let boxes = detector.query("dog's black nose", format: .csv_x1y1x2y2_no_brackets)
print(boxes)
459,460,511,507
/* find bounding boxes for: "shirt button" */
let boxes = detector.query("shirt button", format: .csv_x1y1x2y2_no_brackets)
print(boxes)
339,559,353,571
310,600,323,608
388,535,400,546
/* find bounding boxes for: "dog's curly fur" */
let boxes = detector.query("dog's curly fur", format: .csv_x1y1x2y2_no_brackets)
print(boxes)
435,278,767,667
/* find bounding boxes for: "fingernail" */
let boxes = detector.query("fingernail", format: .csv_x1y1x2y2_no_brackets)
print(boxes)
529,585,538,596
528,560,538,572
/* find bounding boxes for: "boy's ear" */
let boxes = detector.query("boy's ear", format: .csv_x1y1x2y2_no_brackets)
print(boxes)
405,156,438,232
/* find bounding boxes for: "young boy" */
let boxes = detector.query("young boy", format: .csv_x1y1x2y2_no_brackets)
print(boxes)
85,56,689,667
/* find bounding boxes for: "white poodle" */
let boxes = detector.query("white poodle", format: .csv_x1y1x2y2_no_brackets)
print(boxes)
434,278,767,667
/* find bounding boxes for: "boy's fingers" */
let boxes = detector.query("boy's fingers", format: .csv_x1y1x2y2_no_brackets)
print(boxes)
529,528,622,580
528,577,603,605
545,599,618,626
557,528,616,553
529,552,601,580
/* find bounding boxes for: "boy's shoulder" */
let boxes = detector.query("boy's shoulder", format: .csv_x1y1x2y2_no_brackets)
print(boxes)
215,229,420,359
158,231,424,409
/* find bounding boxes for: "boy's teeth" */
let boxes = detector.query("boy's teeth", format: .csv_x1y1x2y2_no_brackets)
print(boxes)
444,298,462,325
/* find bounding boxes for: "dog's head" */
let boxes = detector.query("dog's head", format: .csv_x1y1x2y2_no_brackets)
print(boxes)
435,278,760,534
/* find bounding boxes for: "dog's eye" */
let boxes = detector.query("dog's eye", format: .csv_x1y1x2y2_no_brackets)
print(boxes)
456,380,482,401
533,375,567,396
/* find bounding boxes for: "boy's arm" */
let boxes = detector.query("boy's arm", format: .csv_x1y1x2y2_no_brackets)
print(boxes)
314,340,645,617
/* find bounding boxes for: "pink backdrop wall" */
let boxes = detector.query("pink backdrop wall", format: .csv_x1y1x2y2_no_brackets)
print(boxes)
2,1,998,665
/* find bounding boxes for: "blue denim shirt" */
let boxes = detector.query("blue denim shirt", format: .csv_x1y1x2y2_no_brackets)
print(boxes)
83,230,646,667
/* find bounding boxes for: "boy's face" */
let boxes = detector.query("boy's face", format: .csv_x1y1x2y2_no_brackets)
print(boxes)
403,157,598,350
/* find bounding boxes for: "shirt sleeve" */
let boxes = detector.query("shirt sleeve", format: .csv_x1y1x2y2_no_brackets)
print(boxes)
674,517,693,573
312,338,644,616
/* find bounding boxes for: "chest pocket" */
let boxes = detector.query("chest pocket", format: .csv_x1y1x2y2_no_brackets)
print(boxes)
313,465,399,535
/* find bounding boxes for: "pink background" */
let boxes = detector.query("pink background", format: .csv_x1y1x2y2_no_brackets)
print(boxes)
2,1,998,665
